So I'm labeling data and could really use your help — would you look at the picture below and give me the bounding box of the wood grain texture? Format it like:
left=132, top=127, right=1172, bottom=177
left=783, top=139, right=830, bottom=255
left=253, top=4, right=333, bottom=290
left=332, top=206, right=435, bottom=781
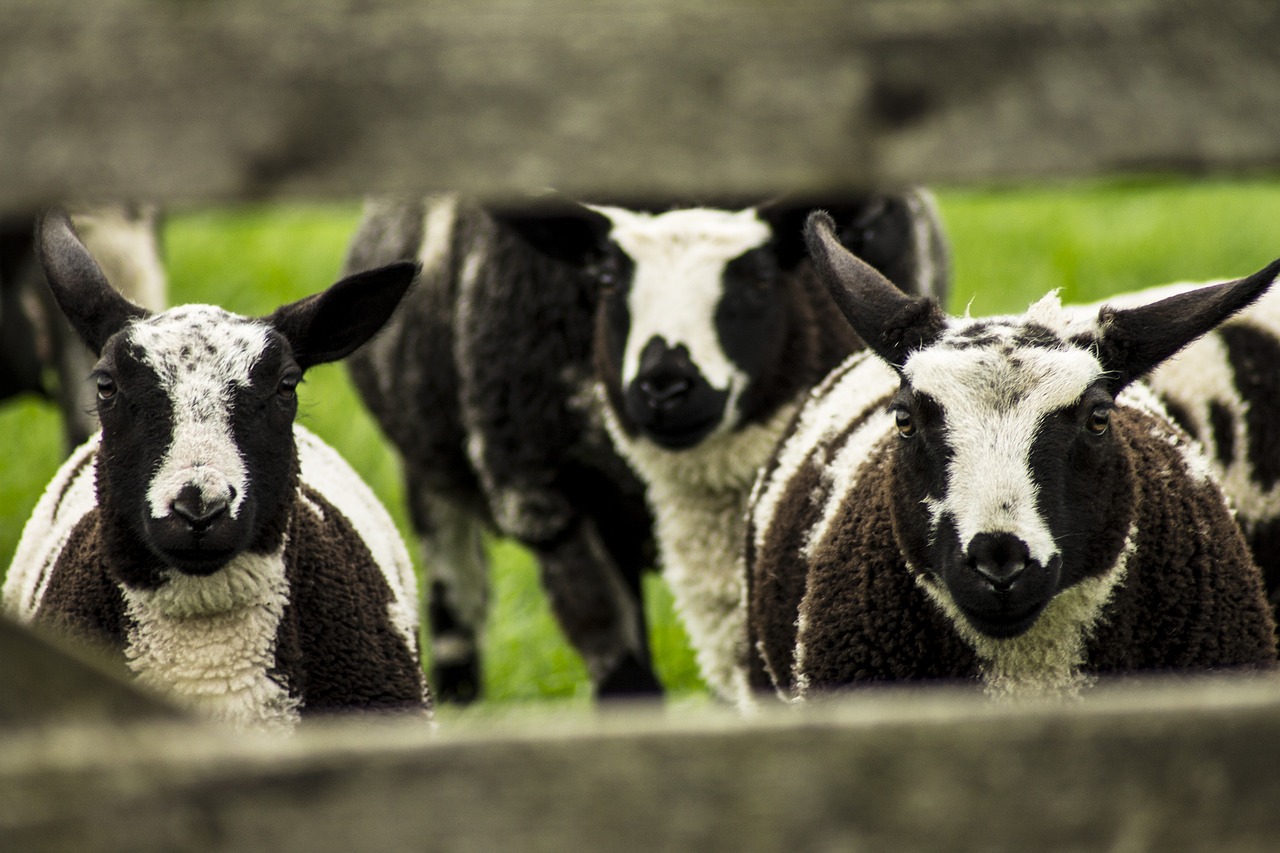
left=2, top=0, right=1278, bottom=212
left=3, top=677, right=1280, bottom=851
left=0, top=615, right=181, bottom=727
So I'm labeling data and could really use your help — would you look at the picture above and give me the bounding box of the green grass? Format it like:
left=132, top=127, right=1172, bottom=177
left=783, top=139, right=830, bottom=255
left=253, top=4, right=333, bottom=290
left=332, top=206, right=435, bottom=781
left=3, top=177, right=1280, bottom=708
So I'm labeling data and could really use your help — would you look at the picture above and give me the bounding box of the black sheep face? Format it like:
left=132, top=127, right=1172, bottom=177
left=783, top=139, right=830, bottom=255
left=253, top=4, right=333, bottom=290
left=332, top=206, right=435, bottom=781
left=35, top=207, right=417, bottom=588
left=92, top=308, right=302, bottom=578
left=886, top=309, right=1136, bottom=638
left=591, top=205, right=785, bottom=450
left=496, top=194, right=928, bottom=452
left=804, top=209, right=1280, bottom=640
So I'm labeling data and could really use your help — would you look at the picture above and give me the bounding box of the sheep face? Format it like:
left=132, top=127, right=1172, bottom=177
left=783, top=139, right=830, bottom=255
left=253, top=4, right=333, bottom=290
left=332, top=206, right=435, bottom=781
left=36, top=207, right=417, bottom=587
left=589, top=205, right=781, bottom=450
left=888, top=313, right=1128, bottom=637
left=495, top=195, right=933, bottom=451
left=805, top=210, right=1280, bottom=640
left=92, top=308, right=300, bottom=577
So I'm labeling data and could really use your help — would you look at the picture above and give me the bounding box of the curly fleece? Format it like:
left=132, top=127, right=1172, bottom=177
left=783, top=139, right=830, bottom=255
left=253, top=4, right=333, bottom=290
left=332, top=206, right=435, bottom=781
left=4, top=427, right=429, bottom=730
left=751, top=388, right=1278, bottom=698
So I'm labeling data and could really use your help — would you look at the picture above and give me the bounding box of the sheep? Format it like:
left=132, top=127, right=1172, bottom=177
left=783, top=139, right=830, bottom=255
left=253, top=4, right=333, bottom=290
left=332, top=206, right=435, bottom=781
left=1074, top=280, right=1280, bottom=617
left=746, top=212, right=1279, bottom=700
left=344, top=191, right=948, bottom=703
left=0, top=203, right=167, bottom=449
left=508, top=191, right=950, bottom=703
left=343, top=194, right=660, bottom=702
left=2, top=208, right=429, bottom=731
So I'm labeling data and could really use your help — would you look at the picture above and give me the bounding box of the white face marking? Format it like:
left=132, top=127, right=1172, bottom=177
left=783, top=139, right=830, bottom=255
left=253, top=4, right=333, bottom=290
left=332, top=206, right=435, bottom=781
left=903, top=300, right=1105, bottom=568
left=130, top=306, right=271, bottom=520
left=593, top=206, right=772, bottom=400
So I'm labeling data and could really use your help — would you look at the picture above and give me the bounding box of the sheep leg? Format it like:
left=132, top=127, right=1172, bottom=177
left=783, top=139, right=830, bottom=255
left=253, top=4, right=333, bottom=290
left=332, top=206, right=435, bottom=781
left=414, top=491, right=489, bottom=704
left=533, top=517, right=662, bottom=697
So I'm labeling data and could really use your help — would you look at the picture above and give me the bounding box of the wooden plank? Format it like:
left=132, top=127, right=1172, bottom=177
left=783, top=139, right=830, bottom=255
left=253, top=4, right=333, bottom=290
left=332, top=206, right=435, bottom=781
left=0, top=616, right=182, bottom=727
left=2, top=0, right=1278, bottom=213
left=2, top=675, right=1280, bottom=851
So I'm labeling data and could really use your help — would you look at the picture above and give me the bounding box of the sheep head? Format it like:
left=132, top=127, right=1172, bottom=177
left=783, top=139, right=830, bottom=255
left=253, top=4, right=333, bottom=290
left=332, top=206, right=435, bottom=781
left=806, top=210, right=1280, bottom=638
left=37, top=207, right=417, bottom=585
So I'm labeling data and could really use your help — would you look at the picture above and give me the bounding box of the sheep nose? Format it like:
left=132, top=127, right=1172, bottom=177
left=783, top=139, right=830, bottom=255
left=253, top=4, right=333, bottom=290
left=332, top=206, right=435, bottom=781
left=638, top=373, right=693, bottom=409
left=171, top=484, right=232, bottom=531
left=966, top=532, right=1030, bottom=593
left=634, top=337, right=697, bottom=411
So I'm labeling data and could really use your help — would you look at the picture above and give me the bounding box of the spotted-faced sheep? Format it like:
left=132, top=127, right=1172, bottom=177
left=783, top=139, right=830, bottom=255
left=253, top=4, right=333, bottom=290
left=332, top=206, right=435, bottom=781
left=514, top=192, right=950, bottom=702
left=2, top=209, right=429, bottom=730
left=746, top=213, right=1279, bottom=700
left=1, top=203, right=166, bottom=448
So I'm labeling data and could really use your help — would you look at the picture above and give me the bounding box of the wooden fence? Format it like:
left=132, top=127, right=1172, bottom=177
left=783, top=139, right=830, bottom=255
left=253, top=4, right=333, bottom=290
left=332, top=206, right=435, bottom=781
left=4, top=2, right=1280, bottom=849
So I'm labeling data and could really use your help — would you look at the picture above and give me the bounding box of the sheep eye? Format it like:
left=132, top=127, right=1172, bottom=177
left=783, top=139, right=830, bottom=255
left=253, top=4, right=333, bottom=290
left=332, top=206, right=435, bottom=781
left=96, top=374, right=117, bottom=401
left=278, top=372, right=301, bottom=401
left=894, top=408, right=916, bottom=438
left=1086, top=405, right=1111, bottom=436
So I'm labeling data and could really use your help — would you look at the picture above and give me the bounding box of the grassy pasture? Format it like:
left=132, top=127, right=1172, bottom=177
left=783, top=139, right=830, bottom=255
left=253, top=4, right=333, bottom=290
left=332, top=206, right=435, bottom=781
left=2, top=177, right=1278, bottom=709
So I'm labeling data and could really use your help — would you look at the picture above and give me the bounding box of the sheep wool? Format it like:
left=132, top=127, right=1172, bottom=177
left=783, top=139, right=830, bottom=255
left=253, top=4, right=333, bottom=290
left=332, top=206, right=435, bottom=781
left=4, top=426, right=427, bottom=730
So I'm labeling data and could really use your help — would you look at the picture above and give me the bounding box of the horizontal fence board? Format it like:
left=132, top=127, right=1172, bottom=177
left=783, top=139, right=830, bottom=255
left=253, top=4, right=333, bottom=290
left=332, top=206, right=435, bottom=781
left=1, top=0, right=1279, bottom=213
left=3, top=676, right=1280, bottom=852
left=0, top=616, right=182, bottom=727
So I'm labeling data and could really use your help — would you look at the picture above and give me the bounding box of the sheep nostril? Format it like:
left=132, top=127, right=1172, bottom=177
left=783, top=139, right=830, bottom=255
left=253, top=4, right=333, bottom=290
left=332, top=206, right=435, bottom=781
left=966, top=533, right=1030, bottom=593
left=638, top=375, right=693, bottom=409
left=171, top=486, right=229, bottom=531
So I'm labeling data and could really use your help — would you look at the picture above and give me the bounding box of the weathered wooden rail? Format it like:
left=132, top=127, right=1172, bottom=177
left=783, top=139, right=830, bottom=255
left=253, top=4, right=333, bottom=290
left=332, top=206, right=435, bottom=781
left=5, top=622, right=1280, bottom=853
left=4, top=2, right=1280, bottom=849
left=3, top=0, right=1280, bottom=212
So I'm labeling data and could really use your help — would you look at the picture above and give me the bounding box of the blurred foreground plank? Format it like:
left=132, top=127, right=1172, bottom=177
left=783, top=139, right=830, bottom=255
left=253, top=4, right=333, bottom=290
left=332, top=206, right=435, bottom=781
left=2, top=0, right=1278, bottom=212
left=3, top=675, right=1280, bottom=851
left=0, top=616, right=181, bottom=727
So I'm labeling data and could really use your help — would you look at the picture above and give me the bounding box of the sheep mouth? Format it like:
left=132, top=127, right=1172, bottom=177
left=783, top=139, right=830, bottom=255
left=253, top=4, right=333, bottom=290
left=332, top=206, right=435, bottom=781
left=639, top=416, right=723, bottom=450
left=154, top=546, right=240, bottom=576
left=956, top=597, right=1051, bottom=639
left=624, top=380, right=729, bottom=451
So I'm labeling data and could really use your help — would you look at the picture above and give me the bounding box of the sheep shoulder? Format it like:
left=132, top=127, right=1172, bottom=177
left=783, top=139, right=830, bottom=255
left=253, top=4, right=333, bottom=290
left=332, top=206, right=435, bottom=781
left=1083, top=401, right=1277, bottom=671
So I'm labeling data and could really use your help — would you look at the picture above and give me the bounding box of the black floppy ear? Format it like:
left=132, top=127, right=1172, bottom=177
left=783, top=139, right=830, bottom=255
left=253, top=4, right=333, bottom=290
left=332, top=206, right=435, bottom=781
left=36, top=207, right=150, bottom=355
left=270, top=261, right=418, bottom=371
left=804, top=211, right=947, bottom=368
left=1096, top=257, right=1280, bottom=392
left=488, top=195, right=613, bottom=267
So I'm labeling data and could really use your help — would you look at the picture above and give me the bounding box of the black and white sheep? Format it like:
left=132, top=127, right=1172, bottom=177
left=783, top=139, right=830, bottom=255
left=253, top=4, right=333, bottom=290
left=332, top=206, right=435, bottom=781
left=343, top=191, right=947, bottom=703
left=746, top=213, right=1279, bottom=699
left=2, top=209, right=429, bottom=730
left=0, top=203, right=166, bottom=448
left=1077, top=280, right=1280, bottom=616
left=512, top=192, right=950, bottom=702
left=344, top=195, right=660, bottom=702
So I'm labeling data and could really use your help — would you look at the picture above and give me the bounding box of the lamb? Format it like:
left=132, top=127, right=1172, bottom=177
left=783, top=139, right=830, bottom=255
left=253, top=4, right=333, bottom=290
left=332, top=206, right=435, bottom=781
left=511, top=191, right=950, bottom=702
left=344, top=195, right=660, bottom=702
left=746, top=212, right=1279, bottom=700
left=1075, top=280, right=1280, bottom=616
left=3, top=208, right=429, bottom=730
left=344, top=191, right=948, bottom=703
left=1, top=203, right=166, bottom=448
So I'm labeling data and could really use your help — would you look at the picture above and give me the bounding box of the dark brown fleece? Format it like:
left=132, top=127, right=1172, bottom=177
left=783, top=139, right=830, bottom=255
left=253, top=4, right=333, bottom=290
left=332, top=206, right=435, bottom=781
left=273, top=484, right=428, bottom=715
left=760, top=404, right=1276, bottom=694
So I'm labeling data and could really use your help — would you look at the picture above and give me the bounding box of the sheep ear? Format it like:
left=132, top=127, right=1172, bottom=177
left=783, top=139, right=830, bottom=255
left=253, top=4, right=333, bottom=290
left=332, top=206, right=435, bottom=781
left=804, top=210, right=946, bottom=368
left=36, top=207, right=150, bottom=355
left=270, top=261, right=418, bottom=370
left=1096, top=258, right=1280, bottom=391
left=489, top=195, right=612, bottom=267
